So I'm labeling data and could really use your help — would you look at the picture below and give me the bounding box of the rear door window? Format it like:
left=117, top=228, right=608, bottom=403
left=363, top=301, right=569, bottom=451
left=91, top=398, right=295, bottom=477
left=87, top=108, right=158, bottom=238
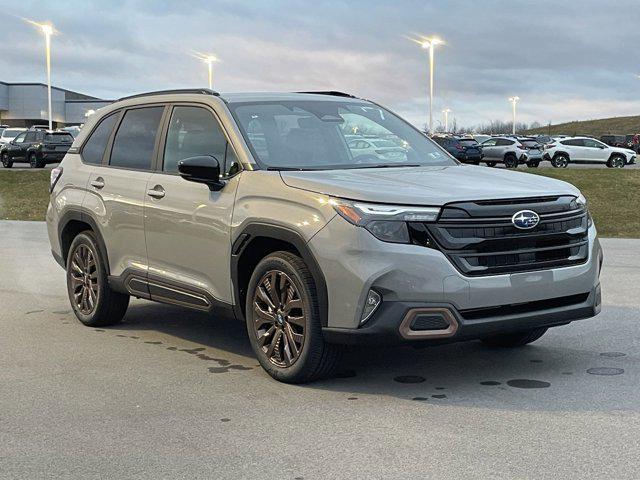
left=45, top=133, right=73, bottom=143
left=110, top=106, right=164, bottom=170
left=82, top=113, right=118, bottom=165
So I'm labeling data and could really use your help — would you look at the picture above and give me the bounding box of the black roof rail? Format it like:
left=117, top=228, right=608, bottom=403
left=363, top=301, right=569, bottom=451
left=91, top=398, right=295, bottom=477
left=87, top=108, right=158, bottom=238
left=118, top=88, right=220, bottom=102
left=296, top=91, right=357, bottom=99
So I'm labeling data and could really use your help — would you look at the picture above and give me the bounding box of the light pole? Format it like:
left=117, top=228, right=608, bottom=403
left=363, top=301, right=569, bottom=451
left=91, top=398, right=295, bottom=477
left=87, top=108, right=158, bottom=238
left=420, top=37, right=444, bottom=133
left=27, top=21, right=55, bottom=130
left=203, top=55, right=218, bottom=90
left=509, top=96, right=520, bottom=135
left=442, top=108, right=451, bottom=132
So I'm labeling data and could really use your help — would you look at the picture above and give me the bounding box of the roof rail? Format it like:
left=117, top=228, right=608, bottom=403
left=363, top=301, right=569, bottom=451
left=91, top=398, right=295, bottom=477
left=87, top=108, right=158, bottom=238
left=118, top=88, right=220, bottom=102
left=296, top=91, right=357, bottom=99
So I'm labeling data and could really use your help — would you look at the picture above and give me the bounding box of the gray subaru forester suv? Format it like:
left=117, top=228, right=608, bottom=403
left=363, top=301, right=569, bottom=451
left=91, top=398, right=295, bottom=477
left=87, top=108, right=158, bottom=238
left=46, top=89, right=602, bottom=383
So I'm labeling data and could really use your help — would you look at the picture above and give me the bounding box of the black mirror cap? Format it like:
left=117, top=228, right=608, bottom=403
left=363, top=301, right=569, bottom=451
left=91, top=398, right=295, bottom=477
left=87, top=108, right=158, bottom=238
left=178, top=155, right=225, bottom=191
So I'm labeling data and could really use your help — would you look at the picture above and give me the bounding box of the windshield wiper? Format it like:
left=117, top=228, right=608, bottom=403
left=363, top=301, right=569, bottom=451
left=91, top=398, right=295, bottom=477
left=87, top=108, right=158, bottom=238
left=266, top=166, right=307, bottom=171
left=347, top=164, right=421, bottom=169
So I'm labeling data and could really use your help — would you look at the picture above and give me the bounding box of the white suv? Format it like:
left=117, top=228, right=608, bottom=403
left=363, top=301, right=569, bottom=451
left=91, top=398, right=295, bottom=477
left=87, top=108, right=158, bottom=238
left=544, top=137, right=635, bottom=168
left=480, top=137, right=529, bottom=168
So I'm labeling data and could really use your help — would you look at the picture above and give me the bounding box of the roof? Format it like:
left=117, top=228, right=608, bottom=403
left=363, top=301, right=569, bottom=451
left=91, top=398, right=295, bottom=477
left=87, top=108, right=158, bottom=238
left=221, top=91, right=363, bottom=103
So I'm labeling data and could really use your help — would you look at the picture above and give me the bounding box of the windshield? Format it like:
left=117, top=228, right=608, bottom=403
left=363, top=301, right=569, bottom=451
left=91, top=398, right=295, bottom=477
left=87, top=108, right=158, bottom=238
left=229, top=100, right=455, bottom=170
left=2, top=129, right=23, bottom=139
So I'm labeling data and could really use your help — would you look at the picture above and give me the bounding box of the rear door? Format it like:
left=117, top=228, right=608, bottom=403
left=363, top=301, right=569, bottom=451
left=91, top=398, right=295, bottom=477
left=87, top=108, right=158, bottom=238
left=84, top=105, right=166, bottom=280
left=565, top=139, right=587, bottom=161
left=143, top=104, right=242, bottom=305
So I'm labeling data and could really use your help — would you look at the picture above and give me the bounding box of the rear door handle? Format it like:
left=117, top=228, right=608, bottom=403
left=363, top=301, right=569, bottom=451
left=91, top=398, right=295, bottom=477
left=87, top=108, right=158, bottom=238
left=147, top=185, right=165, bottom=199
left=90, top=178, right=105, bottom=189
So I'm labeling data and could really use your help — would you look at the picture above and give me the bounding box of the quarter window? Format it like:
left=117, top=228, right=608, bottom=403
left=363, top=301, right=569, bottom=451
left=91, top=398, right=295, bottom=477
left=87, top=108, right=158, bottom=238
left=110, top=106, right=164, bottom=170
left=163, top=106, right=239, bottom=176
left=82, top=113, right=118, bottom=165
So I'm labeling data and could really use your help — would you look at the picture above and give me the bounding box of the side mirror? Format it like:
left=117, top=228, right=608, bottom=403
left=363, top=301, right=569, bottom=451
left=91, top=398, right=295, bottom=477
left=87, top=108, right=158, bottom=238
left=178, top=155, right=225, bottom=191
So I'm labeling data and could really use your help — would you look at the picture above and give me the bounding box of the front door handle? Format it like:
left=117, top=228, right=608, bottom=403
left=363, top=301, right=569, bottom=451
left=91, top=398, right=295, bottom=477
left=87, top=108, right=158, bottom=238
left=147, top=185, right=165, bottom=199
left=90, top=177, right=105, bottom=189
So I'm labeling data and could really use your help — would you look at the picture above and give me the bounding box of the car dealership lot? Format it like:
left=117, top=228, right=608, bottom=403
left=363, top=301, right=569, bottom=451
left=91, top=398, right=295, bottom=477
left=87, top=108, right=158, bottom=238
left=1, top=221, right=639, bottom=479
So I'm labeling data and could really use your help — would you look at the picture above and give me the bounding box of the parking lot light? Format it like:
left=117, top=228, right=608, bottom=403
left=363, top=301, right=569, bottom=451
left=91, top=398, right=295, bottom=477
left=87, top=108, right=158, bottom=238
left=26, top=20, right=55, bottom=130
left=442, top=108, right=451, bottom=132
left=509, top=96, right=520, bottom=135
left=416, top=36, right=444, bottom=133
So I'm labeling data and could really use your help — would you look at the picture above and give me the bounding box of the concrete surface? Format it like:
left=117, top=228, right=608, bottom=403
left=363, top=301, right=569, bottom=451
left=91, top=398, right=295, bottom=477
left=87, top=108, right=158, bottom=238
left=1, top=221, right=639, bottom=479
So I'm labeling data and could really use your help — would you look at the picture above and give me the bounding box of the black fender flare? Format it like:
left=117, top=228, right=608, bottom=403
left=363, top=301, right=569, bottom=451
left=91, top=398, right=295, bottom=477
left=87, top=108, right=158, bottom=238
left=58, top=210, right=110, bottom=275
left=230, top=222, right=329, bottom=326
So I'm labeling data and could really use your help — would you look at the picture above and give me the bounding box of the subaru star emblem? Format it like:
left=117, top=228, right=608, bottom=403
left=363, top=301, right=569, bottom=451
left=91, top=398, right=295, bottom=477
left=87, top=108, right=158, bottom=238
left=512, top=210, right=540, bottom=229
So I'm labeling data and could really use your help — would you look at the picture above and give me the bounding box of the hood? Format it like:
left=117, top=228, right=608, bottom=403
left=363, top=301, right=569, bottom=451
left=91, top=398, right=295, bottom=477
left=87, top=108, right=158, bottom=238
left=280, top=165, right=580, bottom=206
left=610, top=146, right=636, bottom=155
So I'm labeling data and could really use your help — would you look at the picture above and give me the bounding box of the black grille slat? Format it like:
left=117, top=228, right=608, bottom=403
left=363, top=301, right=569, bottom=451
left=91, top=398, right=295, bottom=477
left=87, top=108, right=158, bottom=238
left=413, top=196, right=590, bottom=276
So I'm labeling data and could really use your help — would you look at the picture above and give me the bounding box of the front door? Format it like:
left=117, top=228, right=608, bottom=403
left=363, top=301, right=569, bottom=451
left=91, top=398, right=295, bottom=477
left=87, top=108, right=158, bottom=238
left=481, top=138, right=498, bottom=160
left=144, top=104, right=242, bottom=306
left=6, top=131, right=28, bottom=161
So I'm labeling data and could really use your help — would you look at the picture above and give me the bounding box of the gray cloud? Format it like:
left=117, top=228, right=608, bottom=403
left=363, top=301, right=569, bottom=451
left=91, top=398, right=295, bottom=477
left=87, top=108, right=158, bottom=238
left=1, top=0, right=638, bottom=128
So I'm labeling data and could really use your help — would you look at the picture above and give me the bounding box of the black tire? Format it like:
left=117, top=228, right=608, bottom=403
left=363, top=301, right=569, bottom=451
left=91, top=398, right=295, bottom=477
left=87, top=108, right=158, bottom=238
left=551, top=154, right=569, bottom=168
left=66, top=231, right=129, bottom=327
left=481, top=327, right=548, bottom=348
left=485, top=161, right=497, bottom=167
left=526, top=161, right=539, bottom=168
left=1, top=152, right=12, bottom=168
left=245, top=251, right=340, bottom=383
left=504, top=154, right=518, bottom=169
left=29, top=153, right=45, bottom=168
left=606, top=155, right=625, bottom=168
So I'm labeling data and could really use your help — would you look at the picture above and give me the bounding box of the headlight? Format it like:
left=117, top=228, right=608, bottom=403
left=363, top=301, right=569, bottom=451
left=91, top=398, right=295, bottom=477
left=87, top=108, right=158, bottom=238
left=575, top=193, right=592, bottom=227
left=331, top=198, right=440, bottom=243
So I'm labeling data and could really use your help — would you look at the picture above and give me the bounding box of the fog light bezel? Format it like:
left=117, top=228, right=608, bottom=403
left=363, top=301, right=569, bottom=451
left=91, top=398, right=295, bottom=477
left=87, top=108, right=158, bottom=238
left=359, top=289, right=382, bottom=325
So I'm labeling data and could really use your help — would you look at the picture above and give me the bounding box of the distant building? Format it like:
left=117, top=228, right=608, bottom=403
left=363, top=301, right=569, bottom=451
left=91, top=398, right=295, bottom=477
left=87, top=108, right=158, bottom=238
left=0, top=81, right=112, bottom=128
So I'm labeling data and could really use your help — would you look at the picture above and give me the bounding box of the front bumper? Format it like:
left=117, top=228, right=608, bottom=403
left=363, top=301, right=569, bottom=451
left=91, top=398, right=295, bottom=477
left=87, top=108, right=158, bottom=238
left=309, top=215, right=602, bottom=338
left=323, top=284, right=601, bottom=345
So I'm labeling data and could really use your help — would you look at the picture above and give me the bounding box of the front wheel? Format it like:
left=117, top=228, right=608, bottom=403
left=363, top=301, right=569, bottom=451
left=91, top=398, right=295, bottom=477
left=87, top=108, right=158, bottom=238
left=67, top=231, right=129, bottom=327
left=481, top=328, right=548, bottom=347
left=551, top=154, right=569, bottom=168
left=607, top=155, right=625, bottom=168
left=1, top=152, right=12, bottom=168
left=246, top=251, right=340, bottom=383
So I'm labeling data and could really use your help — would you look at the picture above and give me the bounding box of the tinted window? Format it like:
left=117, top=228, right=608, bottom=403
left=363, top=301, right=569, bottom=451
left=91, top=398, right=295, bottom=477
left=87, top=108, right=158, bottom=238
left=496, top=139, right=513, bottom=146
left=110, top=107, right=164, bottom=170
left=24, top=132, right=37, bottom=142
left=165, top=106, right=225, bottom=173
left=14, top=132, right=26, bottom=143
left=45, top=133, right=73, bottom=143
left=482, top=139, right=497, bottom=146
left=83, top=113, right=118, bottom=165
left=583, top=139, right=602, bottom=148
left=561, top=139, right=583, bottom=146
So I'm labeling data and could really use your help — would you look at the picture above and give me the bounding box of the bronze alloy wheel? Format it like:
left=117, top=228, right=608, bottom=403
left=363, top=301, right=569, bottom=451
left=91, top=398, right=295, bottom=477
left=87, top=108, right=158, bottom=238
left=68, top=244, right=100, bottom=315
left=252, top=269, right=306, bottom=368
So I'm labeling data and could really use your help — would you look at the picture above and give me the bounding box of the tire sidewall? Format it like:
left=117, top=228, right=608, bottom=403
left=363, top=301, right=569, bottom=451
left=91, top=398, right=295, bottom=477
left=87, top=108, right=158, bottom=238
left=553, top=154, right=568, bottom=168
left=29, top=153, right=37, bottom=168
left=245, top=253, right=322, bottom=383
left=66, top=232, right=108, bottom=326
left=504, top=155, right=517, bottom=168
left=1, top=152, right=12, bottom=168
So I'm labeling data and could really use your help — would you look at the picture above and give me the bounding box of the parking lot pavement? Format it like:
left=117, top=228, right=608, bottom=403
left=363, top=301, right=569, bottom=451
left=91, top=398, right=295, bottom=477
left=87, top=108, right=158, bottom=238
left=1, top=221, right=639, bottom=480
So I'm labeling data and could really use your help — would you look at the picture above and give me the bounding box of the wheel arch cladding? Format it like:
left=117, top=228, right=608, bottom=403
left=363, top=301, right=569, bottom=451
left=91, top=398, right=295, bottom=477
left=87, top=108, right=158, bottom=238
left=58, top=211, right=111, bottom=275
left=231, top=223, right=329, bottom=326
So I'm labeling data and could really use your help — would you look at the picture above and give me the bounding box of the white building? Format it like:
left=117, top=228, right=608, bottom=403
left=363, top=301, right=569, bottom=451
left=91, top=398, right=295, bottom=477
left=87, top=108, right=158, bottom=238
left=0, top=81, right=112, bottom=127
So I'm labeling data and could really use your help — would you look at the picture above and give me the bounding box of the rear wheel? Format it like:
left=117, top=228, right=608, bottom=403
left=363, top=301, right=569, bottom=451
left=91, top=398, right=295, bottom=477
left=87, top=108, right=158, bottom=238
left=246, top=251, right=340, bottom=383
left=1, top=152, right=12, bottom=168
left=504, top=154, right=518, bottom=169
left=66, top=231, right=129, bottom=327
left=551, top=154, right=569, bottom=168
left=481, top=327, right=548, bottom=347
left=607, top=155, right=625, bottom=168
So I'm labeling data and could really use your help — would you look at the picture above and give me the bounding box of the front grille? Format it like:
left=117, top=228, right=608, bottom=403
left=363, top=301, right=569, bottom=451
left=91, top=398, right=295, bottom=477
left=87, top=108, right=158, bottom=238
left=411, top=195, right=590, bottom=276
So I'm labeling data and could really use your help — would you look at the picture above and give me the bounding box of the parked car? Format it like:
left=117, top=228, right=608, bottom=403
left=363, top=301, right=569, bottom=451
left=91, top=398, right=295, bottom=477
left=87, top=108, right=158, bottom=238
left=0, top=130, right=74, bottom=168
left=457, top=137, right=484, bottom=162
left=544, top=137, right=635, bottom=168
left=600, top=135, right=627, bottom=148
left=480, top=136, right=528, bottom=168
left=60, top=125, right=82, bottom=138
left=347, top=138, right=407, bottom=162
left=29, top=124, right=51, bottom=131
left=0, top=127, right=27, bottom=145
left=518, top=138, right=544, bottom=167
left=0, top=124, right=9, bottom=138
left=431, top=135, right=481, bottom=164
left=46, top=89, right=602, bottom=384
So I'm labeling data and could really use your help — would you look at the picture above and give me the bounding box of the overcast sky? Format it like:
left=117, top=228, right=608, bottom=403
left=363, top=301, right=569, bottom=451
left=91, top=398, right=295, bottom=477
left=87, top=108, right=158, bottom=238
left=1, top=0, right=638, bottom=129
